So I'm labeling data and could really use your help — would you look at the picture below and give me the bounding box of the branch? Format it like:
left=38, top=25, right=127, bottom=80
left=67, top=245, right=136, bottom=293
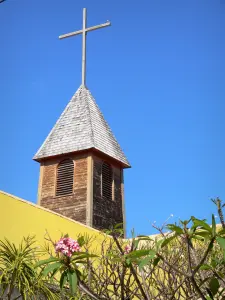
left=112, top=234, right=148, bottom=300
left=212, top=198, right=225, bottom=229
left=193, top=238, right=214, bottom=275
left=79, top=280, right=109, bottom=300
left=156, top=253, right=189, bottom=278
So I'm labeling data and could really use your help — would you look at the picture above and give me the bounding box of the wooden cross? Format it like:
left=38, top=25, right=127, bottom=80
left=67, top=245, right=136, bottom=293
left=59, top=8, right=111, bottom=87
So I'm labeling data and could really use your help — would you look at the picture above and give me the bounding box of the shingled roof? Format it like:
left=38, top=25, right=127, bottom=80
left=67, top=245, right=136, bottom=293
left=33, top=85, right=130, bottom=167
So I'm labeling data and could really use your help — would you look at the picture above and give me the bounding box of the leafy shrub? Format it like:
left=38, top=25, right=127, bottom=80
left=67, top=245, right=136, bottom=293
left=1, top=198, right=225, bottom=299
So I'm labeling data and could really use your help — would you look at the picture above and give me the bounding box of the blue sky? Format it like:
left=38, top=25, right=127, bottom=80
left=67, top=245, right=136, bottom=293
left=1, top=0, right=225, bottom=236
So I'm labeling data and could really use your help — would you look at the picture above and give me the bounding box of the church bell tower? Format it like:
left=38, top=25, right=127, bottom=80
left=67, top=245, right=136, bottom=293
left=33, top=8, right=130, bottom=233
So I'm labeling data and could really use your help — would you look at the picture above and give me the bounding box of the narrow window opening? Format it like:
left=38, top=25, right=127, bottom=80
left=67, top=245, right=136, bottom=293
left=102, top=162, right=112, bottom=201
left=56, top=159, right=74, bottom=196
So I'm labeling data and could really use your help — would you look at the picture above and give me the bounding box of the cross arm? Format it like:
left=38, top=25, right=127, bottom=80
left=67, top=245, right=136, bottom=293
left=59, top=21, right=111, bottom=39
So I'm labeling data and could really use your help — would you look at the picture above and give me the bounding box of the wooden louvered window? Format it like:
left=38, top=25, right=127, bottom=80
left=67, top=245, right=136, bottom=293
left=102, top=162, right=112, bottom=201
left=56, top=159, right=74, bottom=196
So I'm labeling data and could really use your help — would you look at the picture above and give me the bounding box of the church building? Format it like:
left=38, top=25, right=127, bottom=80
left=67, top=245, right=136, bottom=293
left=33, top=9, right=130, bottom=233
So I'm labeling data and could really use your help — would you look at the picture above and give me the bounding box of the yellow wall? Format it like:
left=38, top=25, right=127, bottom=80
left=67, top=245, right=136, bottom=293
left=0, top=191, right=107, bottom=250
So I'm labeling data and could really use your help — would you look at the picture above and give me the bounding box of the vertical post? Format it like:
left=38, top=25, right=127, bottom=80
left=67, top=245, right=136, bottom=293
left=37, top=163, right=44, bottom=205
left=121, top=169, right=126, bottom=238
left=82, top=8, right=87, bottom=86
left=86, top=155, right=93, bottom=227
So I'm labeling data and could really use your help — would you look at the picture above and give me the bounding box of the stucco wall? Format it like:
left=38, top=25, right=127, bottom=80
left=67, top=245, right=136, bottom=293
left=0, top=191, right=107, bottom=250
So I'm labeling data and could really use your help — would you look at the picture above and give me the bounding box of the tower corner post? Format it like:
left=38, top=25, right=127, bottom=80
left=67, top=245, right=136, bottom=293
left=86, top=154, right=93, bottom=227
left=121, top=169, right=126, bottom=238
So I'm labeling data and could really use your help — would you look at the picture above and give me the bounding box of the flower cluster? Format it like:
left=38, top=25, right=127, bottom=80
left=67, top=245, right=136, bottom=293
left=55, top=237, right=80, bottom=257
left=124, top=244, right=132, bottom=254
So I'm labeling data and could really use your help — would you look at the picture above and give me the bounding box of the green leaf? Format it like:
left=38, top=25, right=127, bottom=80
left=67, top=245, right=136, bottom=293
left=72, top=253, right=98, bottom=261
left=105, top=252, right=115, bottom=258
left=191, top=218, right=212, bottom=233
left=125, top=258, right=131, bottom=266
left=77, top=236, right=85, bottom=247
left=167, top=224, right=183, bottom=234
left=35, top=257, right=59, bottom=268
left=218, top=228, right=225, bottom=236
left=211, top=259, right=217, bottom=269
left=114, top=223, right=123, bottom=229
left=194, top=231, right=211, bottom=239
left=199, top=264, right=211, bottom=270
left=216, top=237, right=225, bottom=250
left=127, top=249, right=155, bottom=259
left=192, top=235, right=204, bottom=241
left=72, top=251, right=92, bottom=256
left=42, top=262, right=62, bottom=277
left=72, top=260, right=87, bottom=265
left=217, top=271, right=224, bottom=278
left=111, top=257, right=122, bottom=263
left=161, top=235, right=176, bottom=248
left=153, top=257, right=161, bottom=267
left=156, top=239, right=164, bottom=250
left=212, top=214, right=216, bottom=237
left=138, top=254, right=155, bottom=269
left=137, top=236, right=153, bottom=242
left=181, top=219, right=191, bottom=226
left=68, top=270, right=77, bottom=295
left=60, top=270, right=68, bottom=289
left=209, top=277, right=219, bottom=296
left=104, top=230, right=112, bottom=235
left=72, top=254, right=88, bottom=261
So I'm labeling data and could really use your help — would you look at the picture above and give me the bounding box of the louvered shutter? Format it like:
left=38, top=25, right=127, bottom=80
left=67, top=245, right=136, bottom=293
left=56, top=159, right=74, bottom=196
left=102, top=162, right=112, bottom=200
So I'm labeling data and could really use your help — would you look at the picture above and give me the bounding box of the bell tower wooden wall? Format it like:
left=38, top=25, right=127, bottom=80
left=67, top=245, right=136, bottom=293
left=92, top=154, right=125, bottom=231
left=37, top=151, right=125, bottom=233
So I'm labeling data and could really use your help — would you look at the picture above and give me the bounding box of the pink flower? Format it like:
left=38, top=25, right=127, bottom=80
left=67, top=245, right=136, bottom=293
left=124, top=244, right=131, bottom=254
left=55, top=237, right=80, bottom=257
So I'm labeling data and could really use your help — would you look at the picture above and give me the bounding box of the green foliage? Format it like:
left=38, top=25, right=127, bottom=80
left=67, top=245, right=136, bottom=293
left=1, top=198, right=225, bottom=299
left=166, top=224, right=183, bottom=234
left=0, top=236, right=58, bottom=299
left=36, top=235, right=98, bottom=298
left=209, top=277, right=220, bottom=296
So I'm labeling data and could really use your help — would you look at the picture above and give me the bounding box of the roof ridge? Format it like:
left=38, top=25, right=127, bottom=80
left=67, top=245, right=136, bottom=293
left=84, top=86, right=95, bottom=147
left=87, top=90, right=130, bottom=166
